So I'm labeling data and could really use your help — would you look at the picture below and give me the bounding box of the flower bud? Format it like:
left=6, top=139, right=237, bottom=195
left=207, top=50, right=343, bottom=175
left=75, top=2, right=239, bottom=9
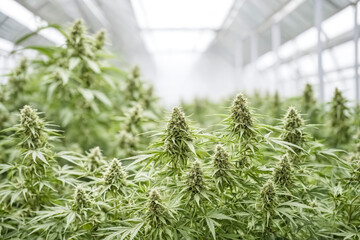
left=104, top=158, right=126, bottom=187
left=187, top=161, right=204, bottom=194
left=147, top=189, right=164, bottom=215
left=87, top=146, right=103, bottom=171
left=132, top=66, right=141, bottom=79
left=67, top=19, right=89, bottom=56
left=74, top=187, right=90, bottom=209
left=273, top=154, right=292, bottom=187
left=230, top=94, right=254, bottom=139
left=329, top=88, right=349, bottom=146
left=260, top=179, right=277, bottom=210
left=70, top=19, right=85, bottom=39
left=302, top=83, right=315, bottom=112
left=164, top=107, right=193, bottom=166
left=94, top=29, right=106, bottom=50
left=237, top=156, right=250, bottom=168
left=9, top=59, right=28, bottom=97
left=281, top=107, right=304, bottom=152
left=213, top=145, right=230, bottom=177
left=118, top=130, right=138, bottom=152
left=20, top=105, right=46, bottom=149
left=128, top=104, right=142, bottom=126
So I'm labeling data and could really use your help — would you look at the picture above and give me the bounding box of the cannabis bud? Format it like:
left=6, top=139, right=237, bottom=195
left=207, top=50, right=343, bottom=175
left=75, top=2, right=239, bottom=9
left=132, top=66, right=141, bottom=79
left=147, top=189, right=164, bottom=215
left=104, top=158, right=126, bottom=187
left=213, top=145, right=230, bottom=177
left=94, top=29, right=106, bottom=50
left=302, top=83, right=315, bottom=112
left=237, top=156, right=250, bottom=169
left=74, top=187, right=90, bottom=209
left=166, top=107, right=190, bottom=140
left=128, top=104, right=142, bottom=126
left=330, top=88, right=347, bottom=121
left=87, top=146, right=103, bottom=171
left=273, top=154, right=292, bottom=187
left=70, top=19, right=85, bottom=39
left=260, top=179, right=277, bottom=210
left=230, top=93, right=254, bottom=139
left=15, top=58, right=27, bottom=75
left=330, top=88, right=348, bottom=126
left=271, top=91, right=282, bottom=120
left=329, top=88, right=349, bottom=146
left=20, top=105, right=46, bottom=149
left=118, top=130, right=138, bottom=152
left=67, top=19, right=89, bottom=56
left=187, top=161, right=204, bottom=194
left=164, top=107, right=193, bottom=166
left=9, top=59, right=28, bottom=98
left=281, top=106, right=304, bottom=152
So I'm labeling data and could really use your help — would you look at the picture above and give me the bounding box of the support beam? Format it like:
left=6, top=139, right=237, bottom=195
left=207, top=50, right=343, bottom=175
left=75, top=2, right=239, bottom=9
left=271, top=23, right=281, bottom=91
left=250, top=33, right=258, bottom=91
left=315, top=0, right=324, bottom=103
left=251, top=33, right=258, bottom=65
left=355, top=2, right=359, bottom=102
left=234, top=37, right=243, bottom=89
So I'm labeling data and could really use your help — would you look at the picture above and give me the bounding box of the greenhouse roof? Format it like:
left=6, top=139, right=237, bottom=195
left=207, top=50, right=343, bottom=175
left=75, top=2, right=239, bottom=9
left=0, top=0, right=356, bottom=77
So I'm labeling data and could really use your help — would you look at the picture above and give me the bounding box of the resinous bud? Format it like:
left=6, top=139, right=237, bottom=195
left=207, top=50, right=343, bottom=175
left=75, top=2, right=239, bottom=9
left=213, top=145, right=230, bottom=177
left=187, top=160, right=204, bottom=194
left=74, top=187, right=90, bottom=209
left=273, top=154, right=292, bottom=187
left=20, top=105, right=45, bottom=149
left=230, top=93, right=254, bottom=138
left=147, top=189, right=164, bottom=215
left=281, top=106, right=304, bottom=149
left=260, top=179, right=277, bottom=210
left=104, top=158, right=126, bottom=186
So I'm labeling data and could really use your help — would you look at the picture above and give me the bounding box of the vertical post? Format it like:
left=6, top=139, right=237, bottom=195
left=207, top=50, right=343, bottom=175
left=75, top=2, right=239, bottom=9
left=251, top=33, right=258, bottom=65
left=271, top=23, right=281, bottom=94
left=315, top=0, right=324, bottom=103
left=251, top=33, right=258, bottom=92
left=234, top=38, right=243, bottom=89
left=293, top=40, right=302, bottom=95
left=355, top=2, right=359, bottom=103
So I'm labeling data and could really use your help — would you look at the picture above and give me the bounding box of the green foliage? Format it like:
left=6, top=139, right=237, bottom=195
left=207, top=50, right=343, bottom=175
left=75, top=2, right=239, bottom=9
left=1, top=19, right=160, bottom=157
left=162, top=107, right=195, bottom=168
left=329, top=88, right=350, bottom=147
left=1, top=22, right=360, bottom=240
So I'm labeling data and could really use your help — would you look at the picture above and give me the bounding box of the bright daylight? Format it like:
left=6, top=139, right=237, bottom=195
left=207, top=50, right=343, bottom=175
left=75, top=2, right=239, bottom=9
left=1, top=0, right=360, bottom=239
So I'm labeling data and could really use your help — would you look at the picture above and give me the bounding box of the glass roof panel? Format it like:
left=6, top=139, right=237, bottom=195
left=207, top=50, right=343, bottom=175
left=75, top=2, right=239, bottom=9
left=131, top=0, right=233, bottom=29
left=322, top=6, right=353, bottom=39
left=131, top=0, right=233, bottom=53
left=0, top=0, right=64, bottom=44
left=142, top=30, right=215, bottom=52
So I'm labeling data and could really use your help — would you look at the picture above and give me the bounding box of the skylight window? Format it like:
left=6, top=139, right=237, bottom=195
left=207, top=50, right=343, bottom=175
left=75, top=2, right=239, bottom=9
left=142, top=30, right=215, bottom=52
left=0, top=38, right=15, bottom=52
left=131, top=0, right=234, bottom=53
left=322, top=6, right=354, bottom=39
left=0, top=0, right=65, bottom=45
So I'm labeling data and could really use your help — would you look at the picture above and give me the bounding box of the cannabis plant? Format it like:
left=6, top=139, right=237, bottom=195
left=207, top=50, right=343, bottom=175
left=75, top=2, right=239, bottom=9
left=1, top=19, right=161, bottom=156
left=2, top=18, right=360, bottom=240
left=328, top=88, right=350, bottom=147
